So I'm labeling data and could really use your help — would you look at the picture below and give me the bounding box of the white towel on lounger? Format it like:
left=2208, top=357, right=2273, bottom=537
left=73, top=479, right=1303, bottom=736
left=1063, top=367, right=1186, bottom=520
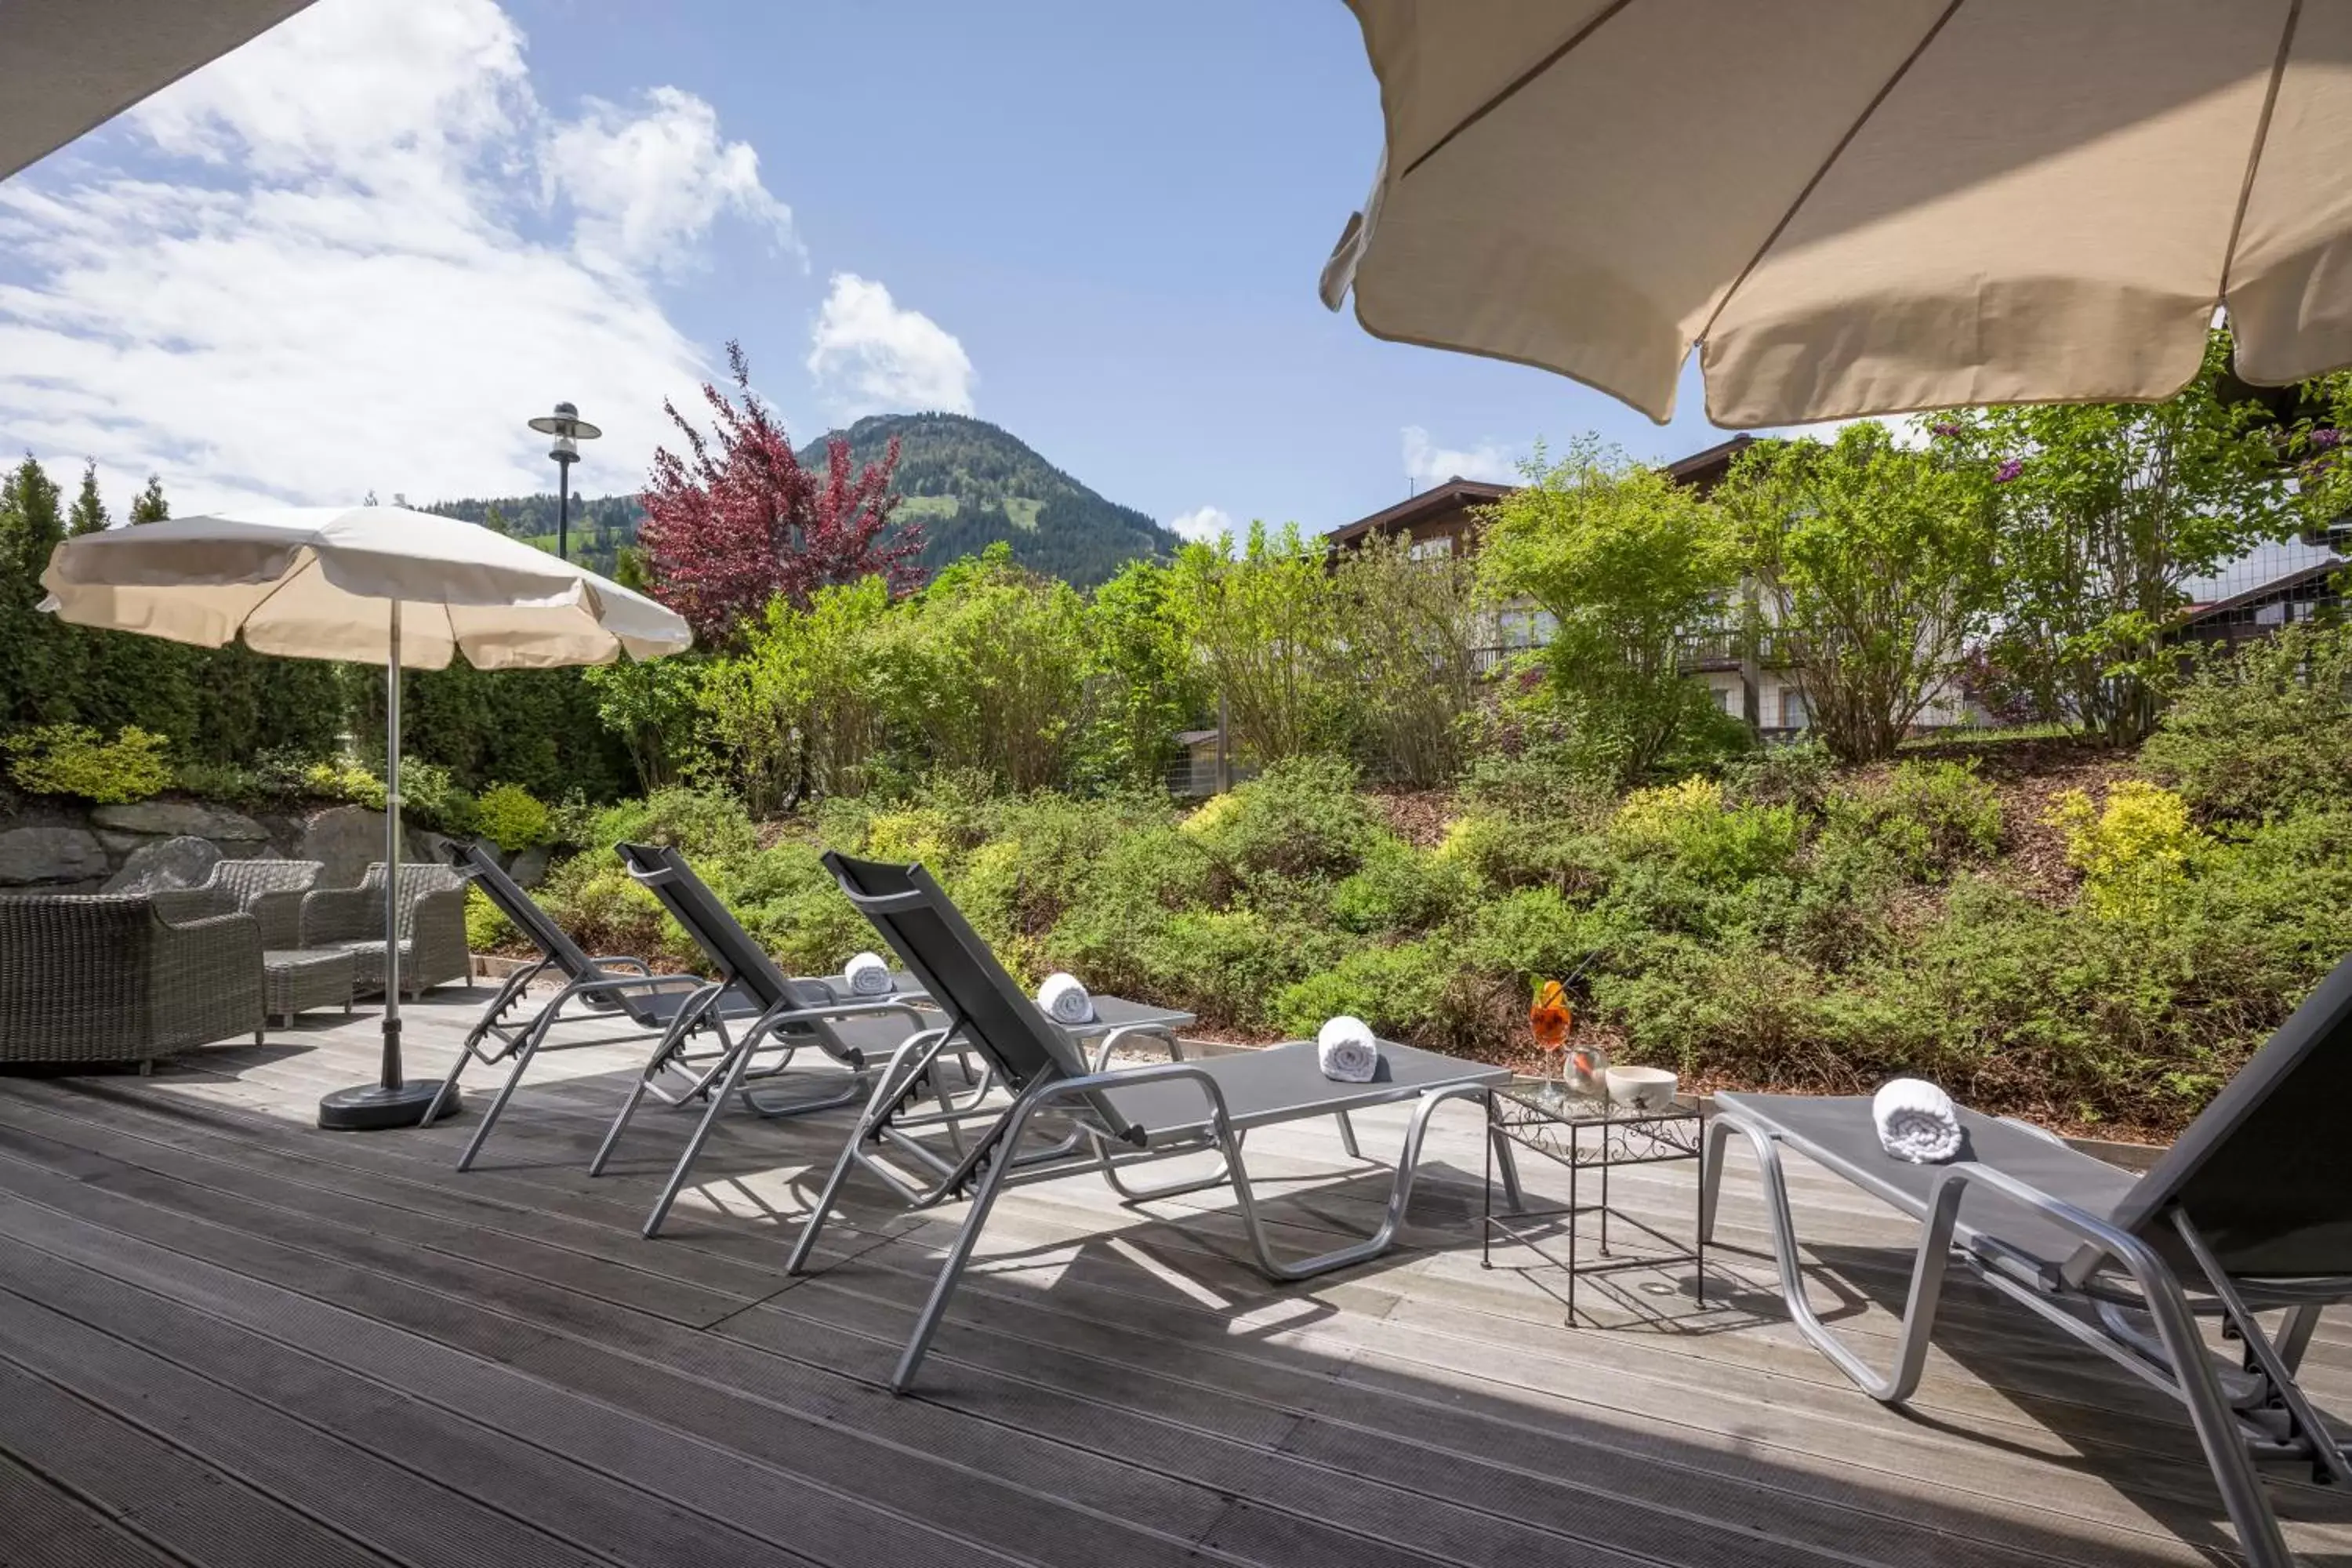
left=1317, top=1015, right=1380, bottom=1083
left=1037, top=971, right=1094, bottom=1025
left=1873, top=1077, right=1962, bottom=1164
left=843, top=951, right=893, bottom=996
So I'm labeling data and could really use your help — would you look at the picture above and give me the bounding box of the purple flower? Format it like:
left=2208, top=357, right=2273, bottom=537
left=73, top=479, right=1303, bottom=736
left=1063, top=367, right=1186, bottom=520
left=1993, top=459, right=2024, bottom=484
left=2311, top=426, right=2343, bottom=450
left=1929, top=420, right=1962, bottom=438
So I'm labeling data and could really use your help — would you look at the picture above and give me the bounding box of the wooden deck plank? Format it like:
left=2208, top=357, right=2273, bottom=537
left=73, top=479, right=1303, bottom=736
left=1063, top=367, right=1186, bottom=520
left=0, top=1446, right=187, bottom=1568
left=1, top=996, right=2347, bottom=1568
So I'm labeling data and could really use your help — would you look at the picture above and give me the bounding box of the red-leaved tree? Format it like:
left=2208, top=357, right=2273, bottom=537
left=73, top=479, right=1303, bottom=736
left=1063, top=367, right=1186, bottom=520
left=638, top=341, right=923, bottom=645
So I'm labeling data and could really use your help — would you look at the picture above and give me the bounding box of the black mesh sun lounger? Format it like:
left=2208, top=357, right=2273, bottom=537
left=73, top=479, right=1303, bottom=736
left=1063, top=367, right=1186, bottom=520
left=787, top=852, right=1518, bottom=1392
left=427, top=839, right=767, bottom=1169
left=1704, top=954, right=2352, bottom=1568
left=590, top=842, right=940, bottom=1238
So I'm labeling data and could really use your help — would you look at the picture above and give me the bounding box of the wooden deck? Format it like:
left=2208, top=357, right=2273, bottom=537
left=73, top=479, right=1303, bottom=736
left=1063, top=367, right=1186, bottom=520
left=1, top=989, right=2348, bottom=1568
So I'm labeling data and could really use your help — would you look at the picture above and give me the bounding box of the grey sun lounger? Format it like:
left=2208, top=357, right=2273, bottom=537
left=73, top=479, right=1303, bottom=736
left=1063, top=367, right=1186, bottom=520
left=592, top=842, right=940, bottom=1238
left=788, top=852, right=1519, bottom=1392
left=429, top=839, right=768, bottom=1169
left=1704, top=955, right=2352, bottom=1568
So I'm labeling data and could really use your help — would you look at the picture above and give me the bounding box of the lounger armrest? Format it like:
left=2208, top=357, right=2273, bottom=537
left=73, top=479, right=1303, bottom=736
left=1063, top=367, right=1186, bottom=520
left=1037, top=1059, right=1235, bottom=1147
left=738, top=996, right=934, bottom=1064
left=1090, top=1021, right=1184, bottom=1073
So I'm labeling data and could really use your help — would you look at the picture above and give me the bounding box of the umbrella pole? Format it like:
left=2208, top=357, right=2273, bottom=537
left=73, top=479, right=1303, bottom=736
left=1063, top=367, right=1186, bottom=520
left=318, top=600, right=463, bottom=1131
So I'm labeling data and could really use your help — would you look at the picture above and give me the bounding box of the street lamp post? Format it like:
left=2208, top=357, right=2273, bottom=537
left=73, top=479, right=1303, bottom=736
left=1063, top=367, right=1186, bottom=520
left=527, top=401, right=602, bottom=562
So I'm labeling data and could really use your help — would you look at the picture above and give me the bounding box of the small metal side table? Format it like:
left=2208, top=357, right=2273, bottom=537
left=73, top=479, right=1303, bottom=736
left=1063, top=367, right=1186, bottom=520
left=1483, top=1078, right=1706, bottom=1321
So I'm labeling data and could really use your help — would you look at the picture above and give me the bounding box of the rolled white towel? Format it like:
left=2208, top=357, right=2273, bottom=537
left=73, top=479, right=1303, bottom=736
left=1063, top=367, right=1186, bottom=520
left=1316, top=1014, right=1380, bottom=1083
left=843, top=951, right=893, bottom=997
left=1872, top=1077, right=1963, bottom=1164
left=1037, top=971, right=1095, bottom=1025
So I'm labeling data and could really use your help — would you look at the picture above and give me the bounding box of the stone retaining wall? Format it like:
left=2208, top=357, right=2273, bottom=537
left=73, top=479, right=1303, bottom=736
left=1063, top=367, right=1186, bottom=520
left=0, top=797, right=468, bottom=895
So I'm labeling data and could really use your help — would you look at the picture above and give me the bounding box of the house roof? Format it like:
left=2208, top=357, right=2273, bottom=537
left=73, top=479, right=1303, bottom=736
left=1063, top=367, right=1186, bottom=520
left=1323, top=433, right=1759, bottom=545
left=2179, top=558, right=2344, bottom=624
left=1323, top=477, right=1512, bottom=547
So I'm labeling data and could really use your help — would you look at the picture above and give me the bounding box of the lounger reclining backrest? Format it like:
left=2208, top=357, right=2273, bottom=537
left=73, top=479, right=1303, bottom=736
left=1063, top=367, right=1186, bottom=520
left=615, top=842, right=797, bottom=1011
left=446, top=839, right=596, bottom=980
left=826, top=851, right=1138, bottom=1142
left=2100, top=950, right=2352, bottom=1279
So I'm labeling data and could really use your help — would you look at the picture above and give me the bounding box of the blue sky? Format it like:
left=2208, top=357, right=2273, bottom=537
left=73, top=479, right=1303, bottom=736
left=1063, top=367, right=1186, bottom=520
left=0, top=0, right=1740, bottom=537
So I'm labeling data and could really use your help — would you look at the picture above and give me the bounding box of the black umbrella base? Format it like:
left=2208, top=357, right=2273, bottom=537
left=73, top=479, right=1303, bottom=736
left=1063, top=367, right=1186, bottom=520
left=318, top=1080, right=461, bottom=1131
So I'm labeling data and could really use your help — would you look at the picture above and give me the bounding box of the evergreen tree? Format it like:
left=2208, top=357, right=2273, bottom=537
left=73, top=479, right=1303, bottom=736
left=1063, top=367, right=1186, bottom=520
left=0, top=456, right=80, bottom=725
left=67, top=462, right=110, bottom=535
left=129, top=474, right=169, bottom=524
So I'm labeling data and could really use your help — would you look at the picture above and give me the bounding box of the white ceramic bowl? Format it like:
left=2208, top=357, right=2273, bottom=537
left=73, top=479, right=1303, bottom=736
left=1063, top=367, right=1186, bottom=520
left=1606, top=1065, right=1679, bottom=1112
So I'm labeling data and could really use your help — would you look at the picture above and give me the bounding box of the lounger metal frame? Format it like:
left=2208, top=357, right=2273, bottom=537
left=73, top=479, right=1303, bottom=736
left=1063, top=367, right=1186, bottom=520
left=426, top=840, right=753, bottom=1170
left=1703, top=1107, right=2351, bottom=1568
left=591, top=843, right=938, bottom=1240
left=789, top=852, right=1523, bottom=1392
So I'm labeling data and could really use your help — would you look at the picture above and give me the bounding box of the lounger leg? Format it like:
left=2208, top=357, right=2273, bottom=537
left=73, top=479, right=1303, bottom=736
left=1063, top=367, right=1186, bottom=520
left=1225, top=1081, right=1487, bottom=1282
left=449, top=1033, right=537, bottom=1171
left=2274, top=1303, right=2322, bottom=1377
left=2175, top=1214, right=2352, bottom=1492
left=590, top=1006, right=708, bottom=1176
left=644, top=1033, right=760, bottom=1238
left=1334, top=1110, right=1363, bottom=1160
left=789, top=1036, right=948, bottom=1277
left=1715, top=1112, right=1960, bottom=1403
left=893, top=1109, right=1025, bottom=1392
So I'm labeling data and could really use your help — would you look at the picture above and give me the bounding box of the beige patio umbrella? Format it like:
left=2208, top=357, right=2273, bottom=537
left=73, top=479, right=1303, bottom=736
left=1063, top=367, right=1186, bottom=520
left=1319, top=1, right=2352, bottom=426
left=42, top=506, right=692, bottom=1130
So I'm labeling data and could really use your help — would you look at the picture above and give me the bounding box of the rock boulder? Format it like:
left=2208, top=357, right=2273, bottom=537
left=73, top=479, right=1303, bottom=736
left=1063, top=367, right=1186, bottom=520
left=299, top=804, right=390, bottom=888
left=103, top=835, right=223, bottom=895
left=0, top=826, right=109, bottom=887
left=89, top=801, right=267, bottom=843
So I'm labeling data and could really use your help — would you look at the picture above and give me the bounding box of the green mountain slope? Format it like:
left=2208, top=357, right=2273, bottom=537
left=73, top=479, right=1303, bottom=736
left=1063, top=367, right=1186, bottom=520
left=798, top=412, right=1180, bottom=587
left=428, top=414, right=1176, bottom=590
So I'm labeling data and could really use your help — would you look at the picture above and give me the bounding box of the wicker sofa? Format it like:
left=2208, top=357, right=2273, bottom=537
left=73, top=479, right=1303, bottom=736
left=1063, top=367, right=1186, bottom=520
left=194, top=857, right=325, bottom=948
left=300, top=861, right=471, bottom=999
left=0, top=892, right=266, bottom=1068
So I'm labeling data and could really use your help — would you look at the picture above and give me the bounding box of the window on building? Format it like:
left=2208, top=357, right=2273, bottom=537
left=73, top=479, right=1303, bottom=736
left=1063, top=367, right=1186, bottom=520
left=1408, top=535, right=1454, bottom=561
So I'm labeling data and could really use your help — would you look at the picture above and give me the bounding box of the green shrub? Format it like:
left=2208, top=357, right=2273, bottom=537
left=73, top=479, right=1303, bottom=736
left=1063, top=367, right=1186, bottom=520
left=1272, top=938, right=1466, bottom=1044
left=473, top=783, right=552, bottom=851
left=1722, top=738, right=1835, bottom=811
left=1820, top=759, right=2001, bottom=881
left=2047, top=780, right=2209, bottom=924
left=1120, top=909, right=1342, bottom=1033
left=1330, top=837, right=1475, bottom=933
left=465, top=884, right=517, bottom=952
left=2141, top=621, right=2352, bottom=820
left=590, top=786, right=756, bottom=860
left=1181, top=756, right=1377, bottom=884
left=397, top=760, right=475, bottom=837
left=4, top=724, right=172, bottom=803
left=304, top=757, right=387, bottom=810
left=1607, top=776, right=1798, bottom=886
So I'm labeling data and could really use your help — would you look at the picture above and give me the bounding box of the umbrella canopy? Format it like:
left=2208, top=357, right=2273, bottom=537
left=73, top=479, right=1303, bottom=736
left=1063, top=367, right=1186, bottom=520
left=41, top=506, right=688, bottom=668
left=41, top=505, right=691, bottom=1131
left=1319, top=1, right=2352, bottom=427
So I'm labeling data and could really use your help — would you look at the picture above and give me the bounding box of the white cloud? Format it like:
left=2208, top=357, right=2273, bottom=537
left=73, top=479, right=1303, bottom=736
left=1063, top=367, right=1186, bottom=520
left=546, top=87, right=797, bottom=277
left=0, top=0, right=792, bottom=513
left=1401, top=425, right=1522, bottom=488
left=806, top=272, right=975, bottom=420
left=1167, top=505, right=1232, bottom=544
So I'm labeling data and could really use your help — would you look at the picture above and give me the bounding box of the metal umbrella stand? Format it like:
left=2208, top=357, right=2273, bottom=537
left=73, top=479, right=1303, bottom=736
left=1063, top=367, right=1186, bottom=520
left=317, top=599, right=451, bottom=1130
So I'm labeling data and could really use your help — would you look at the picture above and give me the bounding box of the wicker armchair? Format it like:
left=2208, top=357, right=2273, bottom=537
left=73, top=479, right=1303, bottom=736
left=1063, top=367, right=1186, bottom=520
left=194, top=858, right=324, bottom=948
left=0, top=894, right=265, bottom=1068
left=300, top=861, right=471, bottom=999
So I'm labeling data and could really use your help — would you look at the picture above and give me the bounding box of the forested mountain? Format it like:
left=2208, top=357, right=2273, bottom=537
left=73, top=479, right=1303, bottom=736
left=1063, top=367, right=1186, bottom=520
left=426, top=413, right=1178, bottom=590
left=422, top=493, right=643, bottom=579
left=798, top=412, right=1181, bottom=586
